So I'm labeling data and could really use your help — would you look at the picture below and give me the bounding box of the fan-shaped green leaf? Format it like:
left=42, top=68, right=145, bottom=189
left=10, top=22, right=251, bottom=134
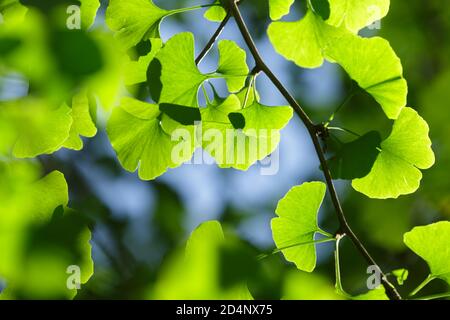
left=268, top=10, right=407, bottom=119
left=63, top=91, right=97, bottom=151
left=268, top=10, right=337, bottom=69
left=404, top=221, right=450, bottom=284
left=9, top=99, right=73, bottom=158
left=269, top=0, right=294, bottom=20
left=200, top=94, right=291, bottom=170
left=107, top=97, right=194, bottom=180
left=392, top=268, right=409, bottom=285
left=325, top=34, right=408, bottom=119
left=0, top=170, right=93, bottom=299
left=152, top=221, right=253, bottom=299
left=216, top=40, right=249, bottom=93
left=327, top=0, right=390, bottom=33
left=272, top=182, right=328, bottom=272
left=204, top=1, right=227, bottom=22
left=105, top=0, right=168, bottom=49
left=79, top=0, right=100, bottom=29
left=151, top=32, right=207, bottom=106
left=352, top=108, right=435, bottom=199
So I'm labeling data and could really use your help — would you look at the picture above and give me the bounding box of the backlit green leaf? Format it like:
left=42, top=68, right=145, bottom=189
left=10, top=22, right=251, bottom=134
left=63, top=91, right=97, bottom=151
left=105, top=0, right=168, bottom=49
left=79, top=0, right=100, bottom=29
left=8, top=99, right=73, bottom=158
left=392, top=268, right=409, bottom=285
left=216, top=40, right=249, bottom=93
left=269, top=0, right=294, bottom=20
left=107, top=97, right=195, bottom=180
left=152, top=32, right=207, bottom=106
left=204, top=1, right=227, bottom=22
left=272, top=182, right=328, bottom=272
left=152, top=221, right=253, bottom=299
left=0, top=170, right=93, bottom=299
left=352, top=107, right=435, bottom=199
left=327, top=0, right=390, bottom=33
left=404, top=221, right=450, bottom=284
left=268, top=10, right=407, bottom=119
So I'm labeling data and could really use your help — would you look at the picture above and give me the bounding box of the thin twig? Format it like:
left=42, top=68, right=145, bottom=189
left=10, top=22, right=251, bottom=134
left=227, top=0, right=402, bottom=300
left=195, top=12, right=232, bottom=65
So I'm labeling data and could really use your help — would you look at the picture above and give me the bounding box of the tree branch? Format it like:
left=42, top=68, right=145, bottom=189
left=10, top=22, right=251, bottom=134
left=195, top=12, right=232, bottom=65
left=227, top=0, right=402, bottom=300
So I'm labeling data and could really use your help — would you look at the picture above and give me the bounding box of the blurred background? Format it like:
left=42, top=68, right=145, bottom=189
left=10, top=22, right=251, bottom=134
left=0, top=0, right=449, bottom=299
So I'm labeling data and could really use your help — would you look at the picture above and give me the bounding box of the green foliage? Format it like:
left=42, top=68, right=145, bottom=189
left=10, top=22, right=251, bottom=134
left=352, top=107, right=435, bottom=199
left=216, top=40, right=249, bottom=93
left=269, top=0, right=295, bottom=20
left=204, top=1, right=227, bottom=22
left=107, top=97, right=194, bottom=180
left=404, top=221, right=450, bottom=285
left=0, top=167, right=92, bottom=299
left=105, top=0, right=168, bottom=49
left=268, top=8, right=407, bottom=119
left=0, top=0, right=448, bottom=301
left=272, top=182, right=331, bottom=272
left=327, top=0, right=390, bottom=33
left=152, top=221, right=253, bottom=299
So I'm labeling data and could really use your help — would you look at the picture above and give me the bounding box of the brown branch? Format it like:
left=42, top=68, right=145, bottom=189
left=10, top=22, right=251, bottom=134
left=227, top=0, right=402, bottom=300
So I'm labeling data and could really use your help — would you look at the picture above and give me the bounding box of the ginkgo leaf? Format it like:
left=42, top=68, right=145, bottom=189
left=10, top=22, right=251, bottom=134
left=269, top=0, right=294, bottom=20
left=268, top=10, right=406, bottom=119
left=392, top=268, right=409, bottom=285
left=271, top=182, right=328, bottom=272
left=328, top=131, right=381, bottom=180
left=150, top=32, right=207, bottom=106
left=216, top=40, right=249, bottom=93
left=79, top=0, right=100, bottom=29
left=107, top=97, right=195, bottom=181
left=105, top=0, right=168, bottom=49
left=63, top=91, right=97, bottom=151
left=10, top=99, right=73, bottom=158
left=201, top=94, right=256, bottom=170
left=327, top=0, right=390, bottom=33
left=204, top=1, right=227, bottom=22
left=325, top=33, right=408, bottom=119
left=352, top=107, right=435, bottom=199
left=404, top=221, right=450, bottom=284
left=200, top=93, right=291, bottom=170
left=239, top=101, right=293, bottom=136
left=152, top=220, right=253, bottom=299
left=0, top=170, right=93, bottom=299
left=267, top=10, right=343, bottom=69
left=125, top=38, right=162, bottom=86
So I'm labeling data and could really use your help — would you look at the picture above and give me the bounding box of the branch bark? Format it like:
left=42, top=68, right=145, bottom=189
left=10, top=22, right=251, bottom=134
left=227, top=0, right=402, bottom=300
left=195, top=12, right=232, bottom=65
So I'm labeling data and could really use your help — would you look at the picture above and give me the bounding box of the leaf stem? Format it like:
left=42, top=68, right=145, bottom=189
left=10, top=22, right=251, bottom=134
left=169, top=4, right=217, bottom=16
left=334, top=234, right=350, bottom=297
left=409, top=274, right=436, bottom=297
left=328, top=126, right=362, bottom=138
left=325, top=89, right=357, bottom=126
left=258, top=237, right=335, bottom=260
left=413, top=292, right=450, bottom=300
left=227, top=0, right=402, bottom=300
